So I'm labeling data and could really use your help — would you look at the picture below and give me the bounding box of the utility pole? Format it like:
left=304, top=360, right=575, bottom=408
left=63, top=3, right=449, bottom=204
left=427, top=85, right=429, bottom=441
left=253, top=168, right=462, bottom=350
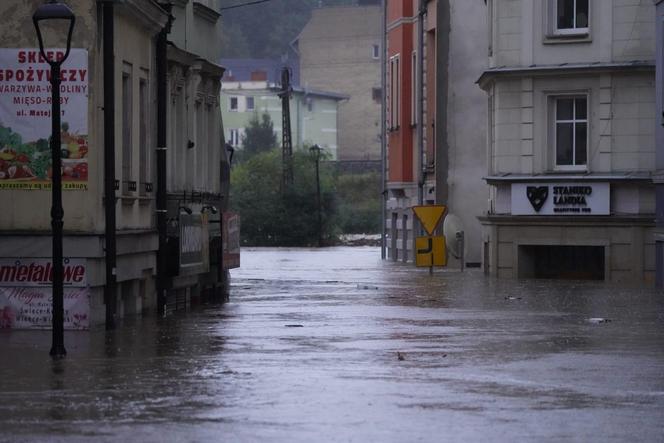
left=279, top=67, right=293, bottom=188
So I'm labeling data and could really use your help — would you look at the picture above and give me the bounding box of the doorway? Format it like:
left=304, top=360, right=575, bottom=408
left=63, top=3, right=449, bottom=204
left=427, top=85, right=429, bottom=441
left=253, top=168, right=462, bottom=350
left=518, top=245, right=605, bottom=280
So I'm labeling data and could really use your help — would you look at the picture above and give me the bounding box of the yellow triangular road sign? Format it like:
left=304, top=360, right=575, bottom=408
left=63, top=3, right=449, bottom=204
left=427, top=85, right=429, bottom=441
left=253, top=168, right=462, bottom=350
left=412, top=205, right=447, bottom=236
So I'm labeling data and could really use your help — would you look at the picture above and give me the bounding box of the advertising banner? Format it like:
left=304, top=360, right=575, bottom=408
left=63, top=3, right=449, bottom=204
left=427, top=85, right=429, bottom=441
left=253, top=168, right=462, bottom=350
left=0, top=287, right=89, bottom=330
left=0, top=48, right=89, bottom=190
left=0, top=258, right=89, bottom=330
left=179, top=213, right=210, bottom=273
left=223, top=212, right=240, bottom=270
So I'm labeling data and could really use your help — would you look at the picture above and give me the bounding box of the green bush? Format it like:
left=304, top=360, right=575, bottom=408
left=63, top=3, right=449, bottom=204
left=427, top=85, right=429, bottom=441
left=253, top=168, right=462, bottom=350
left=230, top=149, right=338, bottom=246
left=335, top=172, right=382, bottom=234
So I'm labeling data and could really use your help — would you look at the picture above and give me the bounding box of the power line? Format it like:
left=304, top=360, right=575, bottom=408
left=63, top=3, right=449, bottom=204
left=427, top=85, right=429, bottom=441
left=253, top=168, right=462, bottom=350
left=219, top=0, right=272, bottom=12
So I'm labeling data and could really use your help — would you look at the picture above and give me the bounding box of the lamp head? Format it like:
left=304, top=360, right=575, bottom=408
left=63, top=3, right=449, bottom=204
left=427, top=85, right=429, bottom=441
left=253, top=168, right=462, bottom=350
left=309, top=144, right=321, bottom=160
left=33, top=1, right=76, bottom=66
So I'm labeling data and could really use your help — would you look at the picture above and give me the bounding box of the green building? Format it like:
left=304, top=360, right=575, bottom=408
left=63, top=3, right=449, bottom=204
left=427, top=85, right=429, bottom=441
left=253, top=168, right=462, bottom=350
left=221, top=81, right=347, bottom=160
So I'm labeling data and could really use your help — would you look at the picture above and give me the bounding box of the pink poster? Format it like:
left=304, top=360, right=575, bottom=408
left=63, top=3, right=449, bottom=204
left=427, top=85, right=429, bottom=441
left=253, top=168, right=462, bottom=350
left=0, top=258, right=89, bottom=330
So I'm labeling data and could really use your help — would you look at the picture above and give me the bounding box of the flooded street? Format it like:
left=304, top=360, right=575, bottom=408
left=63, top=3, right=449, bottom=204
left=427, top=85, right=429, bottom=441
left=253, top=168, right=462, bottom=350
left=2, top=247, right=664, bottom=442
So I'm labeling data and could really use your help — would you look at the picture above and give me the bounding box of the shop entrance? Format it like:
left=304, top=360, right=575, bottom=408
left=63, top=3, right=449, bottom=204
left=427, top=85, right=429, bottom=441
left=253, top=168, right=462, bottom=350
left=518, top=245, right=605, bottom=280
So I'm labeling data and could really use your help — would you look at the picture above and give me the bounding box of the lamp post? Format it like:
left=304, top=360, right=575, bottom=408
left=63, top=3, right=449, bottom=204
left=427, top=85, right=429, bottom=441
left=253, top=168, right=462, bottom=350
left=33, top=0, right=76, bottom=358
left=309, top=144, right=322, bottom=247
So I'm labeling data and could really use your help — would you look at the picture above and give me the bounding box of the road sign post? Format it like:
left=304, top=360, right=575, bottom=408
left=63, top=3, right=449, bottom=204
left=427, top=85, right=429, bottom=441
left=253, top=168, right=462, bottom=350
left=412, top=205, right=448, bottom=270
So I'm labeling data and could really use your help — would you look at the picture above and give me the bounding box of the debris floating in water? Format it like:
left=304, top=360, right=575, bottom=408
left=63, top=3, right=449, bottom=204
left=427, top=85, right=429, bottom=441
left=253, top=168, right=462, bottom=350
left=587, top=318, right=611, bottom=324
left=285, top=324, right=304, bottom=328
left=397, top=352, right=405, bottom=361
left=504, top=296, right=522, bottom=301
left=357, top=284, right=379, bottom=290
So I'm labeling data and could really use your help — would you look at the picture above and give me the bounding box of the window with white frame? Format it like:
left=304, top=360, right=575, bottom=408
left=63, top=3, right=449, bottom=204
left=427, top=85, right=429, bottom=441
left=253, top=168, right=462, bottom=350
left=229, top=96, right=238, bottom=111
left=411, top=51, right=417, bottom=126
left=229, top=128, right=240, bottom=147
left=555, top=0, right=588, bottom=35
left=554, top=96, right=587, bottom=169
left=246, top=96, right=255, bottom=111
left=389, top=54, right=400, bottom=129
left=372, top=44, right=380, bottom=59
left=121, top=65, right=133, bottom=195
left=138, top=77, right=149, bottom=196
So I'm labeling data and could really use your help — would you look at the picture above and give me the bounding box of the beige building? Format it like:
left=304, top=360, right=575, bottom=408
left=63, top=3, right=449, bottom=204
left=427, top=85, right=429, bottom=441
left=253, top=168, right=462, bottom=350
left=0, top=0, right=230, bottom=329
left=294, top=5, right=382, bottom=162
left=479, top=0, right=656, bottom=282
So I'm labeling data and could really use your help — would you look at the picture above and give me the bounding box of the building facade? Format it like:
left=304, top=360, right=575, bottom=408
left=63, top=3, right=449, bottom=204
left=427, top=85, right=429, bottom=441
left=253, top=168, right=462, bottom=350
left=0, top=0, right=232, bottom=330
left=479, top=0, right=656, bottom=283
left=295, top=5, right=382, bottom=162
left=221, top=80, right=346, bottom=159
left=384, top=0, right=488, bottom=266
left=656, top=0, right=664, bottom=287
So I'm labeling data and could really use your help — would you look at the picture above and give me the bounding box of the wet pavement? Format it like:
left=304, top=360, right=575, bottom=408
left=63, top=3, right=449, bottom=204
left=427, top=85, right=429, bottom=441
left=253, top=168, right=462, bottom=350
left=1, top=246, right=664, bottom=442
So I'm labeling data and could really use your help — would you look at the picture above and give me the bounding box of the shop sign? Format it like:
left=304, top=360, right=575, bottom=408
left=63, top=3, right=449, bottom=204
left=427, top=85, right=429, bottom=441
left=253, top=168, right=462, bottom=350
left=0, top=258, right=89, bottom=330
left=0, top=48, right=89, bottom=190
left=223, top=212, right=240, bottom=270
left=179, top=213, right=209, bottom=271
left=512, top=182, right=609, bottom=215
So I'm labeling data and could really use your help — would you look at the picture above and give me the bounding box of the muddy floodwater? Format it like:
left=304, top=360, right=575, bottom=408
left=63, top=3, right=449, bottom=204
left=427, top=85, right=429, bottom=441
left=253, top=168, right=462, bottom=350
left=1, top=247, right=663, bottom=442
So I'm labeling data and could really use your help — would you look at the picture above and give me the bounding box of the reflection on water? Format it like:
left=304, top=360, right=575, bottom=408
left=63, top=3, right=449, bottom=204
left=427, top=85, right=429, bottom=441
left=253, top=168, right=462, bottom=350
left=0, top=247, right=663, bottom=442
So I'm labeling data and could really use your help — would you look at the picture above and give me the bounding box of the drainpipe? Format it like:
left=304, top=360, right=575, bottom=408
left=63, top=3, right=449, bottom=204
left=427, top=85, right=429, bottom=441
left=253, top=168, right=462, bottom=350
left=103, top=1, right=117, bottom=330
left=417, top=0, right=425, bottom=207
left=435, top=0, right=450, bottom=207
left=156, top=4, right=172, bottom=315
left=380, top=0, right=387, bottom=260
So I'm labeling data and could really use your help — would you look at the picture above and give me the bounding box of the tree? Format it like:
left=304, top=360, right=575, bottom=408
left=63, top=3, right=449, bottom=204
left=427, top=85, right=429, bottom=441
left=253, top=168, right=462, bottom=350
left=239, top=112, right=278, bottom=161
left=230, top=149, right=338, bottom=246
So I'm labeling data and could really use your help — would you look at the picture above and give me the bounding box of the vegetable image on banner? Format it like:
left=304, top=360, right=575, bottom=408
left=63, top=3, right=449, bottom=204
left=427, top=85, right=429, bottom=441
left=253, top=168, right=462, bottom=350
left=0, top=48, right=88, bottom=190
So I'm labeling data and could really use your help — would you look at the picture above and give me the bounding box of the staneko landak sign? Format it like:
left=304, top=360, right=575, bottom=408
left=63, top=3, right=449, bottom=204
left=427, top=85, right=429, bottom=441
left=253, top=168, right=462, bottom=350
left=0, top=48, right=88, bottom=190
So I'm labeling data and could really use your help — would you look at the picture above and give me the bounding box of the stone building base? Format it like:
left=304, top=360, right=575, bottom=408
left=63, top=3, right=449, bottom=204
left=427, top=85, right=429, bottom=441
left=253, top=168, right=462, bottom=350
left=479, top=216, right=655, bottom=285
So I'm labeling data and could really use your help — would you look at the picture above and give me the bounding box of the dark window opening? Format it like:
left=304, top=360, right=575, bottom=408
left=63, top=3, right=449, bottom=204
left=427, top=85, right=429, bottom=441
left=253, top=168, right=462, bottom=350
left=518, top=245, right=604, bottom=280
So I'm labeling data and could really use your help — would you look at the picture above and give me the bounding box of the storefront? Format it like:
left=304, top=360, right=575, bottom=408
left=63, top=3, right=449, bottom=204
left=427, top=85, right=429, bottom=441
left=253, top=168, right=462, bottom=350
left=480, top=175, right=655, bottom=283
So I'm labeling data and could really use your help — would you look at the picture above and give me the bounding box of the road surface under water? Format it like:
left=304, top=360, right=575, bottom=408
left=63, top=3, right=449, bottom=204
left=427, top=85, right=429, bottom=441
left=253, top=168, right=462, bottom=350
left=1, top=247, right=663, bottom=442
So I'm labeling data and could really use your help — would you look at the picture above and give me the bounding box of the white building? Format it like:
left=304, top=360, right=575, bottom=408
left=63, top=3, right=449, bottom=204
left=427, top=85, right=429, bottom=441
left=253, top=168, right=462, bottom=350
left=479, top=0, right=656, bottom=283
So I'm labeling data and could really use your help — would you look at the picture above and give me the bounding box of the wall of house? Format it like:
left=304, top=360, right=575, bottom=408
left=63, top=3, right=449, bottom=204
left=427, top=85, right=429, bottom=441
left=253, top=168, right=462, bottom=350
left=482, top=0, right=657, bottom=285
left=0, top=0, right=100, bottom=233
left=298, top=6, right=382, bottom=161
left=491, top=0, right=655, bottom=69
left=220, top=84, right=341, bottom=159
left=444, top=0, right=488, bottom=264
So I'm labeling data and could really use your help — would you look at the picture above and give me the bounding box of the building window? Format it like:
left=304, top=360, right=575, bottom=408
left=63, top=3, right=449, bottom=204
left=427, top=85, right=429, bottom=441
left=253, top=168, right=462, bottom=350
left=229, top=128, right=240, bottom=147
left=138, top=77, right=148, bottom=196
left=411, top=51, right=417, bottom=126
left=246, top=96, right=255, bottom=111
left=389, top=54, right=400, bottom=130
left=556, top=0, right=588, bottom=35
left=122, top=67, right=133, bottom=195
left=372, top=87, right=381, bottom=104
left=372, top=44, right=380, bottom=59
left=229, top=96, right=238, bottom=111
left=555, top=97, right=587, bottom=169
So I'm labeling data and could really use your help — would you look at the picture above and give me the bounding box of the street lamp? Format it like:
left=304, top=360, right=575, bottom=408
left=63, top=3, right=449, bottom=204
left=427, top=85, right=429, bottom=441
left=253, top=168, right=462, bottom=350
left=33, top=0, right=76, bottom=359
left=309, top=144, right=322, bottom=247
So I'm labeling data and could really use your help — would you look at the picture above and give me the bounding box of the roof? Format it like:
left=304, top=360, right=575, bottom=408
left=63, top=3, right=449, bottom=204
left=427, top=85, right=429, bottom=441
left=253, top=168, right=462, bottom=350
left=220, top=81, right=348, bottom=101
left=291, top=86, right=349, bottom=101
left=484, top=172, right=653, bottom=184
left=220, top=57, right=299, bottom=85
left=477, top=60, right=655, bottom=89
